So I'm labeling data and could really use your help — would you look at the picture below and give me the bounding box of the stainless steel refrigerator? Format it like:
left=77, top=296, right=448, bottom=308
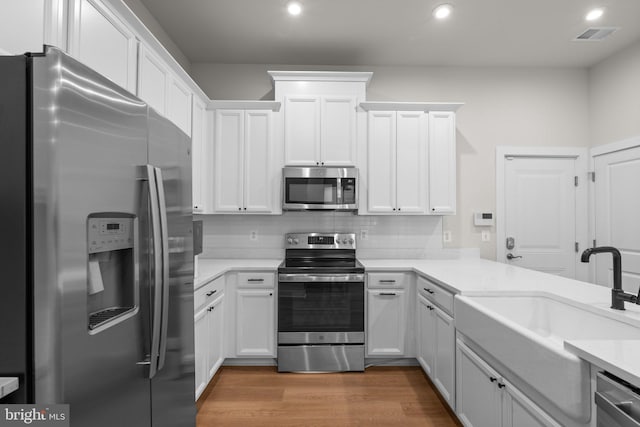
left=0, top=46, right=195, bottom=426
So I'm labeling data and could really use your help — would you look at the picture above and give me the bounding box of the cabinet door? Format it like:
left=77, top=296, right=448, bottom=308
left=367, top=111, right=397, bottom=213
left=68, top=0, right=137, bottom=92
left=456, top=339, right=502, bottom=427
left=236, top=289, right=275, bottom=357
left=214, top=110, right=244, bottom=212
left=191, top=97, right=206, bottom=212
left=244, top=110, right=272, bottom=213
left=207, top=296, right=224, bottom=380
left=434, top=307, right=455, bottom=409
left=284, top=96, right=320, bottom=165
left=138, top=45, right=169, bottom=115
left=320, top=96, right=356, bottom=166
left=1, top=0, right=46, bottom=55
left=167, top=76, right=192, bottom=137
left=428, top=111, right=456, bottom=214
left=367, top=289, right=406, bottom=356
left=396, top=111, right=428, bottom=214
left=194, top=307, right=208, bottom=400
left=417, top=295, right=435, bottom=376
left=502, top=379, right=561, bottom=427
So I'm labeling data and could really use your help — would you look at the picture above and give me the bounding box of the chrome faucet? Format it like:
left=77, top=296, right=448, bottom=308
left=581, top=246, right=638, bottom=310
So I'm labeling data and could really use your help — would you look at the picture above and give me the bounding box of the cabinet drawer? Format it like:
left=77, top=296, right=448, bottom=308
left=417, top=275, right=454, bottom=315
left=195, top=275, right=224, bottom=311
left=367, top=272, right=408, bottom=289
left=237, top=272, right=275, bottom=288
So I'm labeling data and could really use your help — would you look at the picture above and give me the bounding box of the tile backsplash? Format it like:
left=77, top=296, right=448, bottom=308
left=198, top=212, right=443, bottom=259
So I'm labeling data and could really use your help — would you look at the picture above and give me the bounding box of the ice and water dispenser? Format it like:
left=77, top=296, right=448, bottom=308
left=86, top=214, right=138, bottom=333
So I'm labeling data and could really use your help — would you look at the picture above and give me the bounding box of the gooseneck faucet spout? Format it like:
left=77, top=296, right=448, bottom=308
left=580, top=246, right=636, bottom=310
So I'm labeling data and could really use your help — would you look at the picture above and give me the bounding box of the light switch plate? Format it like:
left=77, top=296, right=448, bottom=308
left=443, top=230, right=452, bottom=243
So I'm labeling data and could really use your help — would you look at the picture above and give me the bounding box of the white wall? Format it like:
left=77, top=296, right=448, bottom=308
left=588, top=40, right=640, bottom=147
left=198, top=212, right=443, bottom=259
left=192, top=63, right=590, bottom=260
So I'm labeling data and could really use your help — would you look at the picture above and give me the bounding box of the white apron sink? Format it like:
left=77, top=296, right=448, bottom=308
left=455, top=292, right=640, bottom=423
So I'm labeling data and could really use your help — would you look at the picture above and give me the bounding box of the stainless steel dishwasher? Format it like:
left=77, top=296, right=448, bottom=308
left=597, top=371, right=640, bottom=427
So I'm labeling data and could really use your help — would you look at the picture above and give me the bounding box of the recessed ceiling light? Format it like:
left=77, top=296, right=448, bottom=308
left=585, top=8, right=604, bottom=21
left=287, top=1, right=302, bottom=16
left=433, top=4, right=453, bottom=20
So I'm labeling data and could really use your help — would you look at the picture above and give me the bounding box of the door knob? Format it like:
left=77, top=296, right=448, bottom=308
left=506, top=253, right=522, bottom=260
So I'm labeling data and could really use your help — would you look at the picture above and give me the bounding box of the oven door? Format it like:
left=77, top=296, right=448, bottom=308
left=278, top=274, right=364, bottom=344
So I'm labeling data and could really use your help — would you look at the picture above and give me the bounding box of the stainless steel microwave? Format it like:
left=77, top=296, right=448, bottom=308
left=282, top=167, right=358, bottom=211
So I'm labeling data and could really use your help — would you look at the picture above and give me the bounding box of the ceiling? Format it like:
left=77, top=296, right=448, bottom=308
left=138, top=0, right=640, bottom=68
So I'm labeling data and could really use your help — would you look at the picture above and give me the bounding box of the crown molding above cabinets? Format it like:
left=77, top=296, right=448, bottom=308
left=268, top=70, right=373, bottom=85
left=360, top=102, right=465, bottom=112
left=208, top=100, right=281, bottom=112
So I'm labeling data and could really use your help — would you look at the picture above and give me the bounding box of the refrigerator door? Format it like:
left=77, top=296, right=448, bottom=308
left=31, top=48, right=152, bottom=426
left=147, top=109, right=195, bottom=427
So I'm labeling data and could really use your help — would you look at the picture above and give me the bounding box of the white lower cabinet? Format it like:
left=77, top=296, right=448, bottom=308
left=235, top=273, right=276, bottom=357
left=367, top=289, right=407, bottom=356
left=194, top=293, right=224, bottom=400
left=456, top=339, right=561, bottom=427
left=417, top=293, right=455, bottom=409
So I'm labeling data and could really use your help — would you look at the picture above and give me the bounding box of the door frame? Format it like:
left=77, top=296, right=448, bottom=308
left=496, top=146, right=589, bottom=281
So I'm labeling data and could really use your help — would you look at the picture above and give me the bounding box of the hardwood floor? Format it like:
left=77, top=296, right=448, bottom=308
left=196, top=366, right=462, bottom=426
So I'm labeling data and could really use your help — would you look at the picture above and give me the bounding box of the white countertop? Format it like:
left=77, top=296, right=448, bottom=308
left=195, top=256, right=640, bottom=385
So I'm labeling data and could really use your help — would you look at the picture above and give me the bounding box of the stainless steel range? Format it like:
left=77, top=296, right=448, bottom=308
left=277, top=232, right=365, bottom=372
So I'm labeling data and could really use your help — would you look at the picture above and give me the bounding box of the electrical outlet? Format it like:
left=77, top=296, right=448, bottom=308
left=360, top=230, right=368, bottom=240
left=443, top=230, right=452, bottom=243
left=250, top=230, right=258, bottom=241
left=481, top=231, right=490, bottom=242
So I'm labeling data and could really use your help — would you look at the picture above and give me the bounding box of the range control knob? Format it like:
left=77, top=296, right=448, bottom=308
left=293, top=238, right=299, bottom=244
left=287, top=237, right=294, bottom=244
left=348, top=238, right=355, bottom=244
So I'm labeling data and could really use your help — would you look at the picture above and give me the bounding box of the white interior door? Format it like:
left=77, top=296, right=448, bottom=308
left=503, top=156, right=577, bottom=278
left=594, top=146, right=640, bottom=294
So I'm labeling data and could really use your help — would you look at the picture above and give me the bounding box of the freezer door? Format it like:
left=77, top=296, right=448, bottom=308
left=147, top=109, right=195, bottom=426
left=32, top=48, right=152, bottom=426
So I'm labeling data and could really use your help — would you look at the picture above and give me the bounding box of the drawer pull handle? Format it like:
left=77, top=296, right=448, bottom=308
left=380, top=292, right=397, bottom=296
left=498, top=383, right=506, bottom=389
left=247, top=278, right=265, bottom=282
left=489, top=377, right=497, bottom=383
left=428, top=305, right=434, bottom=311
left=379, top=280, right=396, bottom=283
left=206, top=290, right=217, bottom=297
left=424, top=288, right=434, bottom=294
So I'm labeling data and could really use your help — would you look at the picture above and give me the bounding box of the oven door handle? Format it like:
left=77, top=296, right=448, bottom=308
left=278, top=274, right=364, bottom=283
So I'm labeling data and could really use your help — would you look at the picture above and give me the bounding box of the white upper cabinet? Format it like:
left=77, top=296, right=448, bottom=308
left=283, top=95, right=357, bottom=166
left=428, top=111, right=457, bottom=214
left=270, top=71, right=371, bottom=168
left=138, top=44, right=192, bottom=136
left=212, top=103, right=279, bottom=214
left=167, top=77, right=192, bottom=136
left=192, top=96, right=210, bottom=213
left=68, top=0, right=137, bottom=93
left=360, top=102, right=461, bottom=215
left=366, top=110, right=428, bottom=214
left=283, top=96, right=320, bottom=166
left=138, top=44, right=168, bottom=114
left=1, top=0, right=66, bottom=55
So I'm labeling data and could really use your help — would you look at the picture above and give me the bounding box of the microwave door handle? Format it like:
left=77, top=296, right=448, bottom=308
left=154, top=167, right=170, bottom=372
left=145, top=165, right=162, bottom=379
left=336, top=178, right=342, bottom=204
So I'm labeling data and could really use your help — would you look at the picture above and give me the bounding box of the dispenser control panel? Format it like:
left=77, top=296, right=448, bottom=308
left=88, top=217, right=134, bottom=253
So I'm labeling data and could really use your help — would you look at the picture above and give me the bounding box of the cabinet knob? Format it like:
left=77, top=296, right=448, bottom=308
left=398, top=208, right=401, bottom=211
left=244, top=207, right=247, bottom=210
left=238, top=207, right=242, bottom=211
left=269, top=292, right=273, bottom=296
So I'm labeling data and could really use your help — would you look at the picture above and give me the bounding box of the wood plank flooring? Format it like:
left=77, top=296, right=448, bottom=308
left=197, top=366, right=462, bottom=426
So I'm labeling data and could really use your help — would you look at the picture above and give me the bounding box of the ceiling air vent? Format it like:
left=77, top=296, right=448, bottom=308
left=573, top=27, right=618, bottom=41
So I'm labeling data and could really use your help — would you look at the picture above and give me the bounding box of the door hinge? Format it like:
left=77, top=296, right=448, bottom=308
left=575, top=242, right=579, bottom=253
left=588, top=171, right=595, bottom=182
left=574, top=176, right=579, bottom=187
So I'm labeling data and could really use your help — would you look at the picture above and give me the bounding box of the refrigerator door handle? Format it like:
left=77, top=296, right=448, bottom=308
left=146, top=164, right=163, bottom=379
left=154, top=166, right=170, bottom=372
